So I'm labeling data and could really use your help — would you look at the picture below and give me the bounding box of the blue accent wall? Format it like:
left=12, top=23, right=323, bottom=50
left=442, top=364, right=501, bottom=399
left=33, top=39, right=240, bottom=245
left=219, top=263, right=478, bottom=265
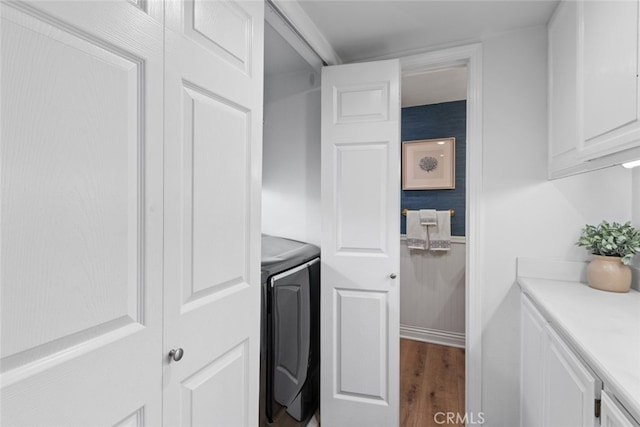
left=401, top=101, right=466, bottom=236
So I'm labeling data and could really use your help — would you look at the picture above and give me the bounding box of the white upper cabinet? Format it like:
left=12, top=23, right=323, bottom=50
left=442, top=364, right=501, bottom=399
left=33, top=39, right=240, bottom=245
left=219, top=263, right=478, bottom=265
left=580, top=0, right=640, bottom=158
left=548, top=0, right=640, bottom=178
left=548, top=0, right=580, bottom=176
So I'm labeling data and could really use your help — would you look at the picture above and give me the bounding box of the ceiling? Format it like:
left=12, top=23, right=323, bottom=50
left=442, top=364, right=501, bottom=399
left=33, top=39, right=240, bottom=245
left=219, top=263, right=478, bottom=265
left=297, top=0, right=559, bottom=63
left=266, top=0, right=559, bottom=107
left=402, top=66, right=467, bottom=107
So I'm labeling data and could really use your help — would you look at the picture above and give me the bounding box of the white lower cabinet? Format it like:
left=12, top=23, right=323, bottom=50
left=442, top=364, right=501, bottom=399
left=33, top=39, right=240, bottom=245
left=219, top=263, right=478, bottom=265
left=521, top=295, right=547, bottom=427
left=521, top=294, right=603, bottom=427
left=601, top=391, right=640, bottom=427
left=543, top=325, right=601, bottom=427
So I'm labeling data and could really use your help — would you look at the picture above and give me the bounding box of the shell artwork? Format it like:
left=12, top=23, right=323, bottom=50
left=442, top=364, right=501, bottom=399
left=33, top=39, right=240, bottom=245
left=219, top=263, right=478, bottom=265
left=419, top=156, right=438, bottom=172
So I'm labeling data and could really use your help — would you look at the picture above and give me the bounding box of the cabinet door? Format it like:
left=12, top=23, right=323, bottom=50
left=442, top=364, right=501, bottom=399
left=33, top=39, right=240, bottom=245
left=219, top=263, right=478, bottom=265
left=521, top=296, right=547, bottom=427
left=543, top=325, right=602, bottom=427
left=601, top=391, right=640, bottom=427
left=579, top=0, right=640, bottom=159
left=548, top=0, right=580, bottom=177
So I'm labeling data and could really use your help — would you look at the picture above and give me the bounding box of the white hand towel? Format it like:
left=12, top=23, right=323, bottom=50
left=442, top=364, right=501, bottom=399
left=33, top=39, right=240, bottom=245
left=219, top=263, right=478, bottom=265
left=428, top=211, right=451, bottom=251
left=419, top=209, right=437, bottom=226
left=406, top=210, right=428, bottom=250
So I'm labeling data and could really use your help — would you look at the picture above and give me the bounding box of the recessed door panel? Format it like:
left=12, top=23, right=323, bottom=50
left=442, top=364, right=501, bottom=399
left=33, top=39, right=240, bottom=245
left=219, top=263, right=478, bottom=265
left=181, top=342, right=249, bottom=427
left=1, top=7, right=142, bottom=363
left=335, top=289, right=388, bottom=401
left=113, top=408, right=144, bottom=427
left=184, top=0, right=251, bottom=73
left=181, top=343, right=248, bottom=427
left=543, top=325, right=601, bottom=427
left=334, top=83, right=389, bottom=123
left=180, top=83, right=249, bottom=307
left=335, top=143, right=388, bottom=255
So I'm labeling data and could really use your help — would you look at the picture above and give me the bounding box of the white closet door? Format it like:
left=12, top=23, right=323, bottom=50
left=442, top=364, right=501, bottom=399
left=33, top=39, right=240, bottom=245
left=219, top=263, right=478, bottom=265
left=162, top=0, right=263, bottom=426
left=320, top=59, right=401, bottom=427
left=0, top=1, right=164, bottom=425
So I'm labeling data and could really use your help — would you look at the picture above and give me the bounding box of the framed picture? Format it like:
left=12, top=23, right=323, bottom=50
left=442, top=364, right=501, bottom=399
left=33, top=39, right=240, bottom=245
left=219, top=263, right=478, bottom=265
left=402, top=137, right=455, bottom=190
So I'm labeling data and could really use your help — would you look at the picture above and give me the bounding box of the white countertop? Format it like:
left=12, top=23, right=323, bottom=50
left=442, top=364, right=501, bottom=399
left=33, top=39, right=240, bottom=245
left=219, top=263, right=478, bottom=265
left=518, top=275, right=640, bottom=421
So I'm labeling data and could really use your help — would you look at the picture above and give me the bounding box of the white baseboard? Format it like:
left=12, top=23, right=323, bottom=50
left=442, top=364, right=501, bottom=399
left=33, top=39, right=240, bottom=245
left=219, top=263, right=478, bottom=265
left=400, top=325, right=465, bottom=349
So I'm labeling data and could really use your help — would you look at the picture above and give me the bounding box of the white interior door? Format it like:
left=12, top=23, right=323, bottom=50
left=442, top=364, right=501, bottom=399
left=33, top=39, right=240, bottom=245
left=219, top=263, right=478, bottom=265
left=1, top=1, right=164, bottom=425
left=162, top=0, right=263, bottom=425
left=321, top=59, right=401, bottom=427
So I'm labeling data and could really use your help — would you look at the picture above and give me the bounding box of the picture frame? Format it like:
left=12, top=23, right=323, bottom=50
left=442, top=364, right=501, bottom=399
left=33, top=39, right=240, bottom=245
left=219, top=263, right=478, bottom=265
left=402, top=137, right=455, bottom=190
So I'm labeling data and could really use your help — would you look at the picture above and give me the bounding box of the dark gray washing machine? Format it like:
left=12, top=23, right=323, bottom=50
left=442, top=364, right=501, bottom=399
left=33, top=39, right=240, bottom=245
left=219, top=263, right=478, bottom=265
left=260, top=235, right=320, bottom=426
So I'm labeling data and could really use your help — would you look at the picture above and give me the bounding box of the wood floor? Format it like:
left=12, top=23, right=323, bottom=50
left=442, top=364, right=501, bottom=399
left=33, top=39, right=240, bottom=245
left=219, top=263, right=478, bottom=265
left=268, top=339, right=464, bottom=427
left=400, top=339, right=465, bottom=427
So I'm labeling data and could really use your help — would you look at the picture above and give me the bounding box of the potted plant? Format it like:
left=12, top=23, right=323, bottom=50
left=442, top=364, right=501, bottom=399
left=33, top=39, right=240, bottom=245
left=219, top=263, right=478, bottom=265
left=576, top=220, right=640, bottom=292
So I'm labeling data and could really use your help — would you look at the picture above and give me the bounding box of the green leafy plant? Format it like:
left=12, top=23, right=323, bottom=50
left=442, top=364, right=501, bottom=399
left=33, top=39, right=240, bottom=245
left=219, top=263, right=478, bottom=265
left=577, top=221, right=640, bottom=265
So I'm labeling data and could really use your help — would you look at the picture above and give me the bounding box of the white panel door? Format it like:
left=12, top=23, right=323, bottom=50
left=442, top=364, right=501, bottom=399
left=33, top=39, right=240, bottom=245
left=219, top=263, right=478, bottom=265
left=321, top=60, right=400, bottom=427
left=162, top=1, right=263, bottom=426
left=1, top=1, right=164, bottom=425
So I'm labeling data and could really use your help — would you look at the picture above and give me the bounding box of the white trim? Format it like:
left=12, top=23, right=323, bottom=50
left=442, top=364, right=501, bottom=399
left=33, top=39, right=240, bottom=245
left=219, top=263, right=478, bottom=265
left=268, top=0, right=342, bottom=65
left=394, top=44, right=484, bottom=418
left=400, top=234, right=466, bottom=244
left=400, top=325, right=465, bottom=349
left=265, top=2, right=324, bottom=70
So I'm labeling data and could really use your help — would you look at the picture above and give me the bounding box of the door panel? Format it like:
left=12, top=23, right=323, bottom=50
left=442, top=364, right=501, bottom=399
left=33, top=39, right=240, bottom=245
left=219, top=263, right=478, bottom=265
left=1, top=1, right=164, bottom=425
left=336, top=289, right=388, bottom=400
left=582, top=0, right=638, bottom=141
left=335, top=143, right=389, bottom=253
left=543, top=325, right=601, bottom=427
left=273, top=269, right=311, bottom=407
left=521, top=296, right=547, bottom=427
left=321, top=59, right=400, bottom=427
left=179, top=82, right=250, bottom=305
left=334, top=83, right=390, bottom=123
left=163, top=0, right=263, bottom=425
left=185, top=0, right=251, bottom=72
left=180, top=341, right=250, bottom=427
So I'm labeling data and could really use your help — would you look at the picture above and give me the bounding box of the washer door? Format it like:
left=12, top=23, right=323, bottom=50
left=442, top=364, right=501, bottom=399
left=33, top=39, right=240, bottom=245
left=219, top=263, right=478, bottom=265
left=271, top=266, right=311, bottom=409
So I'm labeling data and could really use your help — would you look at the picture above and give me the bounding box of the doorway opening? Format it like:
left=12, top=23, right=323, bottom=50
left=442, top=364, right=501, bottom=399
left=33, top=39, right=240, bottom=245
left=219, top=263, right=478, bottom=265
left=261, top=4, right=324, bottom=427
left=397, top=43, right=484, bottom=424
left=399, top=65, right=468, bottom=426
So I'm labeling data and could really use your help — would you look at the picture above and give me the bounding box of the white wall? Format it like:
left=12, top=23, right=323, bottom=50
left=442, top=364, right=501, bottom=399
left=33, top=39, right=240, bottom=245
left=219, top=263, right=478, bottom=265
left=262, top=26, right=321, bottom=245
left=481, top=26, right=634, bottom=426
left=400, top=238, right=465, bottom=347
